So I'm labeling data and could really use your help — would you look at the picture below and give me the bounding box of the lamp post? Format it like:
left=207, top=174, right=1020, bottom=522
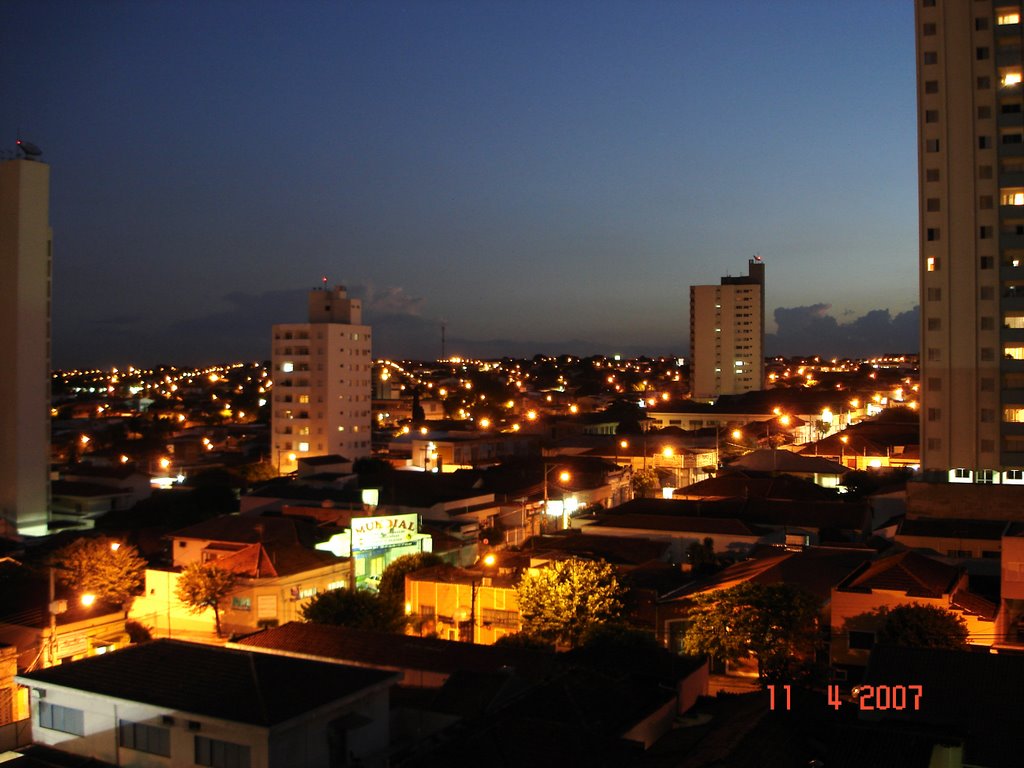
left=542, top=463, right=571, bottom=532
left=467, top=553, right=496, bottom=644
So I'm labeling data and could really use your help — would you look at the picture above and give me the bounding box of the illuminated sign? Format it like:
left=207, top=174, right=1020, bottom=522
left=351, top=514, right=418, bottom=550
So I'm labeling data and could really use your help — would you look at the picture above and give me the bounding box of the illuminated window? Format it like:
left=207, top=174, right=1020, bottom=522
left=927, top=256, right=938, bottom=271
left=998, top=12, right=1021, bottom=25
left=1004, top=406, right=1024, bottom=422
left=1002, top=70, right=1023, bottom=87
left=281, top=362, right=294, bottom=373
left=951, top=468, right=973, bottom=483
left=1004, top=346, right=1024, bottom=360
left=1006, top=315, right=1024, bottom=329
left=298, top=394, right=309, bottom=404
left=298, top=441, right=310, bottom=452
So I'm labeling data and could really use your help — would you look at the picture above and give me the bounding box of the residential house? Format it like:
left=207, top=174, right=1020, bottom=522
left=16, top=639, right=397, bottom=768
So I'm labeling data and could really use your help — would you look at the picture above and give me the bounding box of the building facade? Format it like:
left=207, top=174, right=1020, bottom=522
left=272, top=285, right=372, bottom=474
left=689, top=259, right=765, bottom=402
left=0, top=155, right=52, bottom=535
left=916, top=0, right=1024, bottom=481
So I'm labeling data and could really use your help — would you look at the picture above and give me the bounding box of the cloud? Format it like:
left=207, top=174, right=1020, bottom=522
left=765, top=304, right=918, bottom=358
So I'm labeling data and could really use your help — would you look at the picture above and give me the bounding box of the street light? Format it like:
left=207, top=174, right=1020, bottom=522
left=467, top=553, right=498, bottom=644
left=541, top=464, right=572, bottom=532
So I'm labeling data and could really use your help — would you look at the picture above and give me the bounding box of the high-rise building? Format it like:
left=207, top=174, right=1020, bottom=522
left=916, top=0, right=1024, bottom=483
left=271, top=285, right=372, bottom=474
left=689, top=258, right=765, bottom=402
left=0, top=155, right=52, bottom=535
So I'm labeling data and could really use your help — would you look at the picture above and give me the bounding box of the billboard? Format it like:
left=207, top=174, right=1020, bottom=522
left=351, top=514, right=419, bottom=551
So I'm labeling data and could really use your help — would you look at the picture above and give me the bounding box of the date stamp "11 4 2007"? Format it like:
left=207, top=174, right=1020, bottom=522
left=767, top=684, right=924, bottom=711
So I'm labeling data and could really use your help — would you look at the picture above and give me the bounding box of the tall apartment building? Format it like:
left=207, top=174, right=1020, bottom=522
left=0, top=155, right=52, bottom=535
left=916, top=0, right=1024, bottom=483
left=271, top=285, right=372, bottom=474
left=689, top=258, right=765, bottom=402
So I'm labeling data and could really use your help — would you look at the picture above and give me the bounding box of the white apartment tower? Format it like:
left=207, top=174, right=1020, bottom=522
left=916, top=0, right=1024, bottom=482
left=689, top=259, right=765, bottom=402
left=0, top=155, right=52, bottom=535
left=271, top=285, right=372, bottom=474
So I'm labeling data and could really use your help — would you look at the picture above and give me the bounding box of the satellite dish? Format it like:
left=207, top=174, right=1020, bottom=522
left=15, top=139, right=42, bottom=157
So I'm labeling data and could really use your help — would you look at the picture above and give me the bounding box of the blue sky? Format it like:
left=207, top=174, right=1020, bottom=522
left=1, top=1, right=919, bottom=366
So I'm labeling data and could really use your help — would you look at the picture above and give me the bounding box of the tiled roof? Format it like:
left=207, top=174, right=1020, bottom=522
left=839, top=550, right=959, bottom=597
left=950, top=587, right=998, bottom=621
left=588, top=513, right=759, bottom=536
left=728, top=449, right=847, bottom=475
left=679, top=471, right=838, bottom=501
left=212, top=541, right=343, bottom=578
left=18, top=639, right=396, bottom=726
left=234, top=621, right=555, bottom=677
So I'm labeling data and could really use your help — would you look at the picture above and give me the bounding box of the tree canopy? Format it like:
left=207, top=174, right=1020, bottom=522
left=51, top=536, right=146, bottom=612
left=515, top=558, right=625, bottom=648
left=175, top=562, right=235, bottom=637
left=300, top=588, right=406, bottom=633
left=377, top=552, right=444, bottom=608
left=876, top=603, right=969, bottom=650
left=681, top=582, right=821, bottom=683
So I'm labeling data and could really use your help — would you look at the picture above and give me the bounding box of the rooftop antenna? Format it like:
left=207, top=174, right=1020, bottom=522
left=320, top=275, right=328, bottom=289
left=15, top=138, right=42, bottom=160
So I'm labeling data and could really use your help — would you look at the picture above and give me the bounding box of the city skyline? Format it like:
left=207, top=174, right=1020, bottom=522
left=2, top=1, right=918, bottom=367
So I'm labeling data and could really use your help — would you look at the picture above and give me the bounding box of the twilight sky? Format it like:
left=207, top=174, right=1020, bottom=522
left=2, top=1, right=919, bottom=367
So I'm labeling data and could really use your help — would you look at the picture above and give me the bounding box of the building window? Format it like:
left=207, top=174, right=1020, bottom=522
left=927, top=408, right=941, bottom=422
left=1005, top=132, right=1024, bottom=145
left=979, top=105, right=993, bottom=119
left=848, top=631, right=874, bottom=650
left=952, top=468, right=973, bottom=482
left=980, top=136, right=993, bottom=149
left=927, top=168, right=940, bottom=182
left=927, top=139, right=941, bottom=153
left=1006, top=469, right=1024, bottom=481
left=1004, top=102, right=1023, bottom=114
left=927, top=287, right=942, bottom=300
left=1006, top=314, right=1024, bottom=328
left=927, top=256, right=939, bottom=272
left=980, top=195, right=994, bottom=209
left=925, top=108, right=939, bottom=122
left=38, top=703, right=84, bottom=736
left=195, top=736, right=251, bottom=768
left=923, top=51, right=938, bottom=65
left=980, top=165, right=994, bottom=179
left=999, top=12, right=1022, bottom=25
left=1005, top=346, right=1024, bottom=360
left=1003, top=70, right=1024, bottom=87
left=980, top=226, right=994, bottom=239
left=927, top=318, right=941, bottom=331
left=927, top=347, right=941, bottom=362
left=981, top=286, right=995, bottom=299
left=976, top=16, right=989, bottom=31
left=120, top=721, right=171, bottom=757
left=927, top=438, right=942, bottom=451
left=982, top=377, right=996, bottom=391
left=231, top=596, right=251, bottom=611
left=923, top=22, right=937, bottom=35
left=981, top=256, right=995, bottom=269
left=978, top=47, right=991, bottom=60
left=981, top=347, right=995, bottom=361
left=981, top=408, right=996, bottom=423
left=927, top=377, right=942, bottom=391
left=978, top=76, right=992, bottom=90
left=1005, top=406, right=1024, bottom=422
left=280, top=362, right=294, bottom=373
left=926, top=198, right=941, bottom=212
left=981, top=316, right=995, bottom=330
left=927, top=227, right=940, bottom=241
left=925, top=80, right=939, bottom=94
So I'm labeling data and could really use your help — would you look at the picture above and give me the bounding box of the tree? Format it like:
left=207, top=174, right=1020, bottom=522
left=51, top=536, right=146, bottom=613
left=515, top=558, right=625, bottom=648
left=631, top=468, right=659, bottom=498
left=682, top=582, right=821, bottom=683
left=300, top=588, right=405, bottom=633
left=876, top=603, right=969, bottom=650
left=377, top=552, right=444, bottom=608
left=175, top=562, right=235, bottom=637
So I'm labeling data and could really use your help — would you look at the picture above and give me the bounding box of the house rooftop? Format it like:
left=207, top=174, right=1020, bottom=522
left=18, top=639, right=397, bottom=727
left=837, top=549, right=960, bottom=598
left=233, top=621, right=556, bottom=678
